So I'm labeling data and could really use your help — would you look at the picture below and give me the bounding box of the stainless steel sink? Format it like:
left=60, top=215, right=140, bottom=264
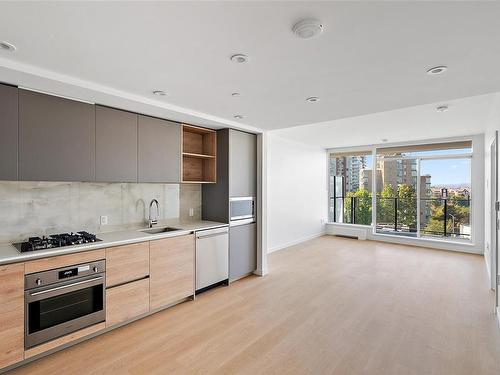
left=139, top=227, right=181, bottom=234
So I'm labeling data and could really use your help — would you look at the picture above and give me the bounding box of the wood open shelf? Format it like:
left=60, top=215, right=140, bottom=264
left=182, top=124, right=216, bottom=183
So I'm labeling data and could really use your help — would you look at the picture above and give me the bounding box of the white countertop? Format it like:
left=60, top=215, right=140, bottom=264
left=0, top=220, right=228, bottom=266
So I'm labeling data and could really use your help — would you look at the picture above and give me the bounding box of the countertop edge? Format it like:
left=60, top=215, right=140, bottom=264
left=0, top=222, right=229, bottom=267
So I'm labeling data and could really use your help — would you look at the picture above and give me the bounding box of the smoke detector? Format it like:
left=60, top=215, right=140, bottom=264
left=293, top=19, right=324, bottom=39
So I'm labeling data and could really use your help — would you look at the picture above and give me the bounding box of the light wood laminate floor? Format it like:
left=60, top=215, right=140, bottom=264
left=10, top=236, right=500, bottom=375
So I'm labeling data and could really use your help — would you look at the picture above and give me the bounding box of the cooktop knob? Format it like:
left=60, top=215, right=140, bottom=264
left=35, top=278, right=42, bottom=286
left=93, top=266, right=98, bottom=273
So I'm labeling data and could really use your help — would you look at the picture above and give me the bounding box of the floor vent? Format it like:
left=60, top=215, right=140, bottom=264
left=334, top=234, right=359, bottom=240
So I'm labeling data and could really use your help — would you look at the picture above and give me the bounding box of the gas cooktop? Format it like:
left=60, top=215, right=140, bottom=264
left=13, top=231, right=102, bottom=253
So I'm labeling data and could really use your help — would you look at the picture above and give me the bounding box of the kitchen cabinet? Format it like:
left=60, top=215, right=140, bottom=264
left=0, top=84, right=18, bottom=180
left=138, top=115, right=181, bottom=183
left=95, top=106, right=138, bottom=182
left=106, top=278, right=150, bottom=327
left=105, top=242, right=149, bottom=287
left=182, top=124, right=217, bottom=183
left=0, top=263, right=24, bottom=368
left=202, top=128, right=257, bottom=222
left=18, top=89, right=95, bottom=181
left=229, top=129, right=257, bottom=198
left=150, top=234, right=195, bottom=309
left=229, top=223, right=256, bottom=281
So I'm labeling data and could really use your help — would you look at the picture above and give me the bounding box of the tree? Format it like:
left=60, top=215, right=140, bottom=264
left=344, top=189, right=372, bottom=225
left=397, top=184, right=417, bottom=231
left=377, top=184, right=396, bottom=225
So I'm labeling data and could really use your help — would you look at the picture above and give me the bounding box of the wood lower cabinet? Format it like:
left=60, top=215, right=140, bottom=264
left=105, top=243, right=149, bottom=287
left=150, top=234, right=195, bottom=310
left=106, top=278, right=150, bottom=327
left=0, top=263, right=24, bottom=369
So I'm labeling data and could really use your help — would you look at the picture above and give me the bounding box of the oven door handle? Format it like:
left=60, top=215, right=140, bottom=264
left=29, top=276, right=104, bottom=297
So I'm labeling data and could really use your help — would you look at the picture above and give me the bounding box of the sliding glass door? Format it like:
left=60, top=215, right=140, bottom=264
left=419, top=158, right=471, bottom=240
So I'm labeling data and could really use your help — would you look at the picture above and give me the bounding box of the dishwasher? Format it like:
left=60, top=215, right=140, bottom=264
left=196, top=227, right=229, bottom=292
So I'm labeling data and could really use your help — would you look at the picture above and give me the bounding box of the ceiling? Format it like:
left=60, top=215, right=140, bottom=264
left=270, top=92, right=500, bottom=149
left=0, top=1, right=500, bottom=131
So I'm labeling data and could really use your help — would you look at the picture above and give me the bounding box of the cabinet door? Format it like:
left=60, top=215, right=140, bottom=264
left=95, top=106, right=138, bottom=182
left=229, top=223, right=256, bottom=281
left=150, top=234, right=194, bottom=309
left=0, top=263, right=24, bottom=369
left=105, top=242, right=149, bottom=287
left=138, top=115, right=181, bottom=183
left=0, top=84, right=18, bottom=180
left=229, top=129, right=256, bottom=197
left=106, top=278, right=149, bottom=327
left=18, top=89, right=95, bottom=181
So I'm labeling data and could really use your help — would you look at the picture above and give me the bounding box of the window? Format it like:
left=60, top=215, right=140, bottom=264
left=328, top=140, right=473, bottom=243
left=329, top=151, right=373, bottom=225
left=375, top=141, right=472, bottom=240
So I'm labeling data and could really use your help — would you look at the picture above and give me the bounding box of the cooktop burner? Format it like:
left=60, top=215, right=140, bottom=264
left=13, top=231, right=102, bottom=253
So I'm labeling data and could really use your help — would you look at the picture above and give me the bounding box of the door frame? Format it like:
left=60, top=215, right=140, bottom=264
left=491, top=131, right=499, bottom=310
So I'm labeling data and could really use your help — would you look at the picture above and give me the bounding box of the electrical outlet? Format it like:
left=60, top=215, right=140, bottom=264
left=189, top=208, right=194, bottom=217
left=100, top=215, right=108, bottom=225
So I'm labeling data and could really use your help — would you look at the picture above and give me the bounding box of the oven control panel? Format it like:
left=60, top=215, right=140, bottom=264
left=25, top=259, right=106, bottom=290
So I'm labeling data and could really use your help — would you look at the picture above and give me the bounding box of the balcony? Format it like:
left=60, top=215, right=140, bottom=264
left=329, top=196, right=471, bottom=240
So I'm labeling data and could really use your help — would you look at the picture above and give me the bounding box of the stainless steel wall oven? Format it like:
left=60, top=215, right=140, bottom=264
left=24, top=260, right=106, bottom=349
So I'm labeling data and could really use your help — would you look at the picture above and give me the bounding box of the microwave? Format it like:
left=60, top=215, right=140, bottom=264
left=229, top=197, right=255, bottom=225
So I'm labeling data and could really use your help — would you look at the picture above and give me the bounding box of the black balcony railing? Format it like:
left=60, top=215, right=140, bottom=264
left=330, top=196, right=471, bottom=239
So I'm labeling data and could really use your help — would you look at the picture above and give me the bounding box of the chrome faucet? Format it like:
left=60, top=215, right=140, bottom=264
left=148, top=199, right=160, bottom=228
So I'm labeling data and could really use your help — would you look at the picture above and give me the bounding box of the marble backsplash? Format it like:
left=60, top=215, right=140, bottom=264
left=0, top=181, right=201, bottom=244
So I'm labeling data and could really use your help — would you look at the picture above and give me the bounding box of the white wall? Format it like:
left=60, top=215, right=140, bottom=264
left=266, top=134, right=327, bottom=252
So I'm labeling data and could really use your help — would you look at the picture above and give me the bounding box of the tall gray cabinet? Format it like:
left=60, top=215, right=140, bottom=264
left=203, top=128, right=257, bottom=281
left=18, top=89, right=96, bottom=181
left=0, top=84, right=18, bottom=180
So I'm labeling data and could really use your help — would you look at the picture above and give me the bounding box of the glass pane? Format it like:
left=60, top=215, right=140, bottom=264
left=328, top=153, right=372, bottom=225
left=375, top=158, right=418, bottom=236
left=419, top=158, right=471, bottom=240
left=29, top=284, right=103, bottom=334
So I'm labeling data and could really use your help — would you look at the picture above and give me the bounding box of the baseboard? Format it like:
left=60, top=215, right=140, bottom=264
left=267, top=232, right=325, bottom=254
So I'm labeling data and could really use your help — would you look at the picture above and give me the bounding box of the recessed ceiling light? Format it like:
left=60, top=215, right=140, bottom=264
left=436, top=104, right=449, bottom=112
left=233, top=115, right=244, bottom=119
left=0, top=41, right=16, bottom=52
left=427, top=66, right=448, bottom=75
left=306, top=96, right=320, bottom=103
left=230, top=54, right=248, bottom=63
left=231, top=92, right=240, bottom=97
left=152, top=90, right=167, bottom=96
left=292, top=19, right=324, bottom=39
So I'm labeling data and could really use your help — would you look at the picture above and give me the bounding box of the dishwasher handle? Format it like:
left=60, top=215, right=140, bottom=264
left=196, top=227, right=229, bottom=239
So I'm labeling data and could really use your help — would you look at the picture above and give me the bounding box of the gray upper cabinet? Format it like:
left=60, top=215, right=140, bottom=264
left=95, top=106, right=138, bottom=182
left=229, top=129, right=256, bottom=197
left=138, top=115, right=181, bottom=183
left=0, top=84, right=18, bottom=180
left=18, top=89, right=95, bottom=182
